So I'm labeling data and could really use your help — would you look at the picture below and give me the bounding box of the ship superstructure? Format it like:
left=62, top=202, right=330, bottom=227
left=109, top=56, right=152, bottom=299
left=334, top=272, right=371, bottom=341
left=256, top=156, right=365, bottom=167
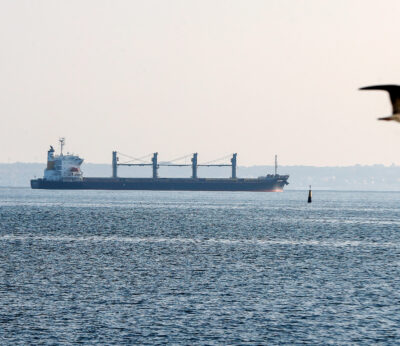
left=43, top=138, right=83, bottom=182
left=31, top=139, right=289, bottom=191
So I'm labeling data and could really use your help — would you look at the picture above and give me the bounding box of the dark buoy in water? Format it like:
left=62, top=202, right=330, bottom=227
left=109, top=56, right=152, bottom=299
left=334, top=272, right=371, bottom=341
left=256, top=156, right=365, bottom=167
left=308, top=185, right=312, bottom=203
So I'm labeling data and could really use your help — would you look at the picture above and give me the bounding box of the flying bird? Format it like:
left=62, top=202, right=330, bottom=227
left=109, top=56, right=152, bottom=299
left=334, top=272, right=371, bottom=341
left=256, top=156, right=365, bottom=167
left=359, top=84, right=400, bottom=122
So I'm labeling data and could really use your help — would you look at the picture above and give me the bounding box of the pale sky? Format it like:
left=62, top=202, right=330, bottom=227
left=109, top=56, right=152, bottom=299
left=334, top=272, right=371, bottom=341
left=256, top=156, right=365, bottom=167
left=1, top=0, right=400, bottom=166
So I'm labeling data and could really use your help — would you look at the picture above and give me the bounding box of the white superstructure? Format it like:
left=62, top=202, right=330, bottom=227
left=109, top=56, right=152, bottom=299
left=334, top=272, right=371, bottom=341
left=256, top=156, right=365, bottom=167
left=43, top=139, right=84, bottom=182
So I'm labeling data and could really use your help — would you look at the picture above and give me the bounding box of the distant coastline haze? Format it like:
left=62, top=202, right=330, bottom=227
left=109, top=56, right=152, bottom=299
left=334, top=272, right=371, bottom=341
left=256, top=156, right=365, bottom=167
left=4, top=162, right=400, bottom=191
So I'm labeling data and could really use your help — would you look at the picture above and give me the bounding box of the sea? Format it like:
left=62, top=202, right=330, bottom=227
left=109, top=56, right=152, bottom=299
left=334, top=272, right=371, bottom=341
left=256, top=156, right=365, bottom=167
left=1, top=187, right=399, bottom=344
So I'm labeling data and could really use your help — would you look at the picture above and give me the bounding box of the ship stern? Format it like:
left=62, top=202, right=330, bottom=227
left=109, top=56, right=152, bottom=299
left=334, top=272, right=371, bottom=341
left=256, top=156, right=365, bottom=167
left=30, top=179, right=42, bottom=189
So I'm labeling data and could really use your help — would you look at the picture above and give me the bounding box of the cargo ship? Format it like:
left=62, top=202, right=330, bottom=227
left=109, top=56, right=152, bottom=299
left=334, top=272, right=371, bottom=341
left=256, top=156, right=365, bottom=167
left=31, top=139, right=289, bottom=191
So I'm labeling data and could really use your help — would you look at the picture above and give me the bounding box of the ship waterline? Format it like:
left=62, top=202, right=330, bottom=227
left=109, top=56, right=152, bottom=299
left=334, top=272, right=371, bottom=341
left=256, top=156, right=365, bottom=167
left=31, top=177, right=288, bottom=191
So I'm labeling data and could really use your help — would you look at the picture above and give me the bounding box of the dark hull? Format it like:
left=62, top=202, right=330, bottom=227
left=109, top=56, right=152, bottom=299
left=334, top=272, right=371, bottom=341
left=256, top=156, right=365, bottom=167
left=31, top=176, right=289, bottom=192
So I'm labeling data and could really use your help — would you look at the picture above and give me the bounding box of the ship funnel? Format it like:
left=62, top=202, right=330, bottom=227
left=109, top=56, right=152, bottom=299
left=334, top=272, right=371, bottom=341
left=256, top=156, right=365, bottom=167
left=47, top=146, right=55, bottom=170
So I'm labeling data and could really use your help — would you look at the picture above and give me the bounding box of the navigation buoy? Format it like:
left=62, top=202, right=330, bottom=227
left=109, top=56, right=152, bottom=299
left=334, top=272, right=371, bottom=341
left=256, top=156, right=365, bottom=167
left=308, top=185, right=312, bottom=203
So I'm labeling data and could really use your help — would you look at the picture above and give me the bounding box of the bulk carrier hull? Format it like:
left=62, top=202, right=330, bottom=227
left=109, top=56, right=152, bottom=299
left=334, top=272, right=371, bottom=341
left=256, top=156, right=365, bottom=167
left=31, top=141, right=289, bottom=192
left=31, top=176, right=289, bottom=192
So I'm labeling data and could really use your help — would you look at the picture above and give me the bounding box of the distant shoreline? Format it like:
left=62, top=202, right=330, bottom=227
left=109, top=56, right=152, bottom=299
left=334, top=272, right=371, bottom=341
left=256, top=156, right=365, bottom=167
left=1, top=162, right=400, bottom=190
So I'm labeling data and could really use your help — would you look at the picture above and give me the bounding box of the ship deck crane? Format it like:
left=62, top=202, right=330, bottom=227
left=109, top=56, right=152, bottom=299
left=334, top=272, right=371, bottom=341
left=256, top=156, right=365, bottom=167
left=113, top=152, right=238, bottom=179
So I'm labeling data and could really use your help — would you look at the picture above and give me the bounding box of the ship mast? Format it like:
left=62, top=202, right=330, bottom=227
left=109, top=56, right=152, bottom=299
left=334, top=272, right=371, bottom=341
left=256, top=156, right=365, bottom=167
left=275, top=154, right=278, bottom=175
left=59, top=137, right=65, bottom=156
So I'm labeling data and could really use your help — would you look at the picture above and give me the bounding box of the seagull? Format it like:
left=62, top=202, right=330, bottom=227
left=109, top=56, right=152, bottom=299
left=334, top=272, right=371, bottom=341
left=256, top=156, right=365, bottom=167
left=359, top=84, right=400, bottom=122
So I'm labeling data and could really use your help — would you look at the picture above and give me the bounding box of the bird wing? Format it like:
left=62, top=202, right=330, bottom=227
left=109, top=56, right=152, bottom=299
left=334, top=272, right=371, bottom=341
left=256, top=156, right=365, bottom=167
left=359, top=85, right=400, bottom=114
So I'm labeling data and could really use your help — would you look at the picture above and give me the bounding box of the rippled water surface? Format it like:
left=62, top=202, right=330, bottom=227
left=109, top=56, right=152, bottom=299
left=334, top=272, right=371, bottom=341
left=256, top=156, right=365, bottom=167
left=1, top=188, right=400, bottom=344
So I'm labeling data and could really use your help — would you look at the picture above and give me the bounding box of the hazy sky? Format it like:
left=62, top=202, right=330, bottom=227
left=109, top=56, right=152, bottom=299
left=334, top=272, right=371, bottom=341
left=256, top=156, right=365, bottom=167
left=1, top=0, right=400, bottom=166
